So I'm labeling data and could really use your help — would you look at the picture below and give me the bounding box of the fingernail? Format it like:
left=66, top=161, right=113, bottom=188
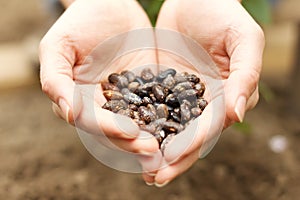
left=114, top=114, right=140, bottom=138
left=58, top=99, right=71, bottom=123
left=145, top=172, right=156, bottom=177
left=234, top=96, right=246, bottom=123
left=145, top=182, right=154, bottom=186
left=154, top=180, right=170, bottom=188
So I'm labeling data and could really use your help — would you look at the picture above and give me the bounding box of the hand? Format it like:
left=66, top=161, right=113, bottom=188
left=146, top=0, right=265, bottom=186
left=39, top=0, right=160, bottom=156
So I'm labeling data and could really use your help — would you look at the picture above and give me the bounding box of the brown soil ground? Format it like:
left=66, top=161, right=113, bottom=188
left=0, top=0, right=299, bottom=199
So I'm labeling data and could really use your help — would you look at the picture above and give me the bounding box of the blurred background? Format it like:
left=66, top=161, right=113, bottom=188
left=0, top=0, right=299, bottom=199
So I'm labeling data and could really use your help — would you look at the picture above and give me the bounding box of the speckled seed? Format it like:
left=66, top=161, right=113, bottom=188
left=162, top=74, right=176, bottom=89
left=147, top=104, right=156, bottom=115
left=180, top=100, right=191, bottom=122
left=141, top=68, right=154, bottom=82
left=133, top=118, right=146, bottom=126
left=156, top=104, right=169, bottom=119
left=178, top=89, right=198, bottom=102
left=128, top=82, right=140, bottom=93
left=152, top=84, right=166, bottom=103
left=187, top=74, right=200, bottom=84
left=142, top=97, right=153, bottom=106
left=172, top=82, right=194, bottom=93
left=140, top=124, right=157, bottom=134
left=102, top=100, right=127, bottom=113
left=128, top=104, right=138, bottom=111
left=103, top=90, right=123, bottom=101
left=116, top=75, right=129, bottom=88
left=124, top=92, right=142, bottom=105
left=157, top=68, right=177, bottom=82
left=197, top=98, right=208, bottom=110
left=121, top=70, right=136, bottom=83
left=174, top=73, right=187, bottom=83
left=194, top=82, right=205, bottom=97
left=101, top=82, right=120, bottom=91
left=191, top=107, right=202, bottom=117
left=138, top=106, right=156, bottom=124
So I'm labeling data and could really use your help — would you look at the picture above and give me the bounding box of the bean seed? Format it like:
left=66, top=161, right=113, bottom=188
left=152, top=84, right=166, bottom=103
left=157, top=68, right=177, bottom=82
left=191, top=107, right=202, bottom=117
left=103, top=90, right=123, bottom=101
left=162, top=74, right=176, bottom=89
left=124, top=92, right=142, bottom=105
left=121, top=70, right=136, bottom=83
left=194, top=82, right=205, bottom=97
left=101, top=82, right=119, bottom=91
left=197, top=98, right=208, bottom=110
left=102, top=100, right=127, bottom=113
left=156, top=104, right=169, bottom=119
left=141, top=68, right=154, bottom=82
left=128, top=82, right=140, bottom=93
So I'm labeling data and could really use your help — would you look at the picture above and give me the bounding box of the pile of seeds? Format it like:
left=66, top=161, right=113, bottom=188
left=101, top=68, right=208, bottom=149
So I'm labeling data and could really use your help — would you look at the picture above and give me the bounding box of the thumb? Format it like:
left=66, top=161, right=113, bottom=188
left=225, top=29, right=265, bottom=123
left=39, top=37, right=82, bottom=123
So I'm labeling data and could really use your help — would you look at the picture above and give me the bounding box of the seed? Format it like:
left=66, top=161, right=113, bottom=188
left=121, top=70, right=136, bottom=83
left=103, top=90, right=123, bottom=101
left=141, top=68, right=154, bottom=82
left=160, top=133, right=176, bottom=153
left=128, top=104, right=138, bottom=111
left=141, top=96, right=153, bottom=106
left=128, top=82, right=140, bottom=93
left=152, top=84, right=166, bottom=103
left=138, top=106, right=156, bottom=124
left=174, top=73, right=187, bottom=83
left=156, top=104, right=169, bottom=119
left=102, top=100, right=127, bottom=113
left=121, top=88, right=130, bottom=95
left=157, top=68, right=177, bottom=82
left=187, top=74, right=200, bottom=84
left=135, top=77, right=144, bottom=85
left=169, top=111, right=181, bottom=123
left=140, top=124, right=157, bottom=134
left=172, top=82, right=193, bottom=93
left=101, top=82, right=119, bottom=91
left=165, top=94, right=180, bottom=107
left=124, top=92, right=142, bottom=105
left=191, top=107, right=202, bottom=117
left=162, top=74, right=176, bottom=89
left=108, top=73, right=120, bottom=84
left=194, top=82, right=205, bottom=97
left=178, top=89, right=198, bottom=102
left=116, top=75, right=129, bottom=88
left=162, top=121, right=184, bottom=134
left=197, top=98, right=208, bottom=110
left=180, top=100, right=191, bottom=122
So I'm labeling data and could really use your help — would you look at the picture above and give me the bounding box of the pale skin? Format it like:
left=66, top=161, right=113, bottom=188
left=40, top=0, right=264, bottom=187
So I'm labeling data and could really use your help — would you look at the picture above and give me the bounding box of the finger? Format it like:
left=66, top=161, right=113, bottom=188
left=154, top=150, right=199, bottom=187
left=138, top=150, right=163, bottom=174
left=225, top=26, right=265, bottom=123
left=39, top=33, right=82, bottom=124
left=94, top=131, right=159, bottom=155
left=163, top=96, right=225, bottom=164
left=142, top=173, right=155, bottom=186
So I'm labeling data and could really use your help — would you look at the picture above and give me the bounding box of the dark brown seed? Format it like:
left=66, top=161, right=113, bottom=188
left=172, top=82, right=193, bottom=93
left=152, top=118, right=167, bottom=126
left=128, top=82, right=140, bottom=93
left=121, top=70, right=136, bottom=83
left=128, top=104, right=138, bottom=111
left=140, top=124, right=157, bottom=134
left=162, top=121, right=184, bottom=134
left=152, top=84, right=166, bottom=103
left=147, top=104, right=156, bottom=115
left=197, top=98, right=208, bottom=110
left=108, top=73, right=120, bottom=84
left=142, top=97, right=153, bottom=106
left=141, top=68, right=154, bottom=82
left=165, top=94, right=180, bottom=107
left=156, top=104, right=169, bottom=119
left=157, top=68, right=177, bottom=82
left=194, top=82, right=205, bottom=97
left=101, top=82, right=119, bottom=91
left=132, top=111, right=140, bottom=119
left=102, top=100, right=127, bottom=113
left=162, top=74, right=176, bottom=89
left=169, top=112, right=181, bottom=123
left=187, top=74, right=200, bottom=84
left=191, top=107, right=202, bottom=117
left=124, top=92, right=142, bottom=105
left=103, top=90, right=123, bottom=101
left=117, top=109, right=133, bottom=118
left=138, top=106, right=156, bottom=124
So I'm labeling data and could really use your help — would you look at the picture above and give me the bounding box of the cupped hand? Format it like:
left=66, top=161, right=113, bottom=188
left=39, top=0, right=160, bottom=156
left=146, top=0, right=265, bottom=186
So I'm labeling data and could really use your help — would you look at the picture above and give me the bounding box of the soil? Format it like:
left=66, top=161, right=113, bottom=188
left=0, top=0, right=299, bottom=199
